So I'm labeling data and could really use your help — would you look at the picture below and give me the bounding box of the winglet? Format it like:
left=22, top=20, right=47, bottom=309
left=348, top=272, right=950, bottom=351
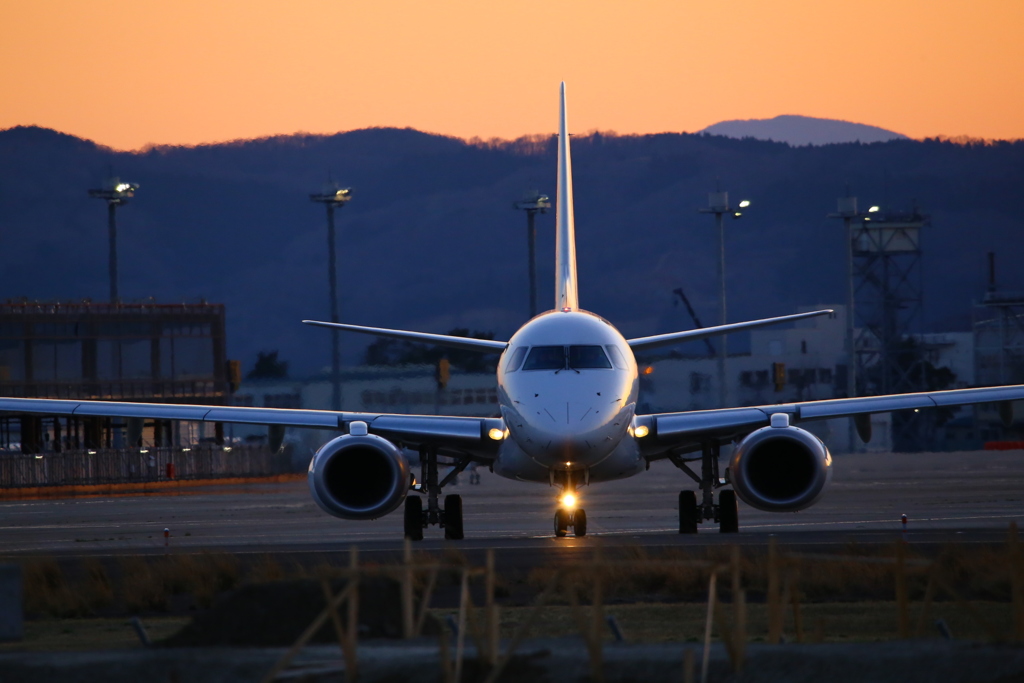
left=555, top=82, right=579, bottom=311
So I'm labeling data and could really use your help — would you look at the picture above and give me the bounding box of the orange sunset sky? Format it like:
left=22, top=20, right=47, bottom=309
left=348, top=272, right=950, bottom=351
left=2, top=0, right=1022, bottom=151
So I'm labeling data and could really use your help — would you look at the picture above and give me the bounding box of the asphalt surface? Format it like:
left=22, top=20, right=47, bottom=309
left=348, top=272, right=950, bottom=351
left=0, top=450, right=1022, bottom=559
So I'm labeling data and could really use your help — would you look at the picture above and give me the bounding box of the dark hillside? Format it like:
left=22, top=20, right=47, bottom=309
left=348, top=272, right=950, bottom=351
left=0, top=125, right=1021, bottom=375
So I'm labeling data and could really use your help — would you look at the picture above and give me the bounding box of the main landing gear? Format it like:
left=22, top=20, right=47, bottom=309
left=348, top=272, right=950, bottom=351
left=404, top=446, right=470, bottom=541
left=670, top=441, right=739, bottom=534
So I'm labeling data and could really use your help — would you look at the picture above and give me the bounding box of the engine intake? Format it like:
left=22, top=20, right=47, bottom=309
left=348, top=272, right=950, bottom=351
left=308, top=433, right=410, bottom=520
left=729, top=423, right=832, bottom=512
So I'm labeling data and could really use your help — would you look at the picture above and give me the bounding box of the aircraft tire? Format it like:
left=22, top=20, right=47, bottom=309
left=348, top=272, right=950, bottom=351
left=404, top=496, right=424, bottom=541
left=679, top=490, right=699, bottom=534
left=573, top=508, right=587, bottom=537
left=444, top=494, right=464, bottom=540
left=554, top=509, right=570, bottom=537
left=718, top=490, right=739, bottom=533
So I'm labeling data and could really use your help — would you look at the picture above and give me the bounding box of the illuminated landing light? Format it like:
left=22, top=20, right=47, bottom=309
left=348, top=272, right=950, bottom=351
left=182, top=448, right=192, bottom=452
left=488, top=428, right=506, bottom=441
left=739, top=200, right=751, bottom=208
left=140, top=449, right=149, bottom=454
left=634, top=425, right=650, bottom=438
left=869, top=206, right=880, bottom=212
left=223, top=446, right=233, bottom=452
left=560, top=492, right=577, bottom=509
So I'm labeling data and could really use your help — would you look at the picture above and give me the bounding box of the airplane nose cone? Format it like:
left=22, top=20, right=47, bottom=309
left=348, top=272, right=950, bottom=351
left=521, top=400, right=622, bottom=463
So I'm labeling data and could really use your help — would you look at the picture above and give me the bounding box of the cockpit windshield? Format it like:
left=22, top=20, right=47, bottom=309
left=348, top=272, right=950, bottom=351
left=568, top=345, right=612, bottom=369
left=523, top=346, right=565, bottom=370
left=504, top=346, right=529, bottom=373
left=522, top=345, right=613, bottom=371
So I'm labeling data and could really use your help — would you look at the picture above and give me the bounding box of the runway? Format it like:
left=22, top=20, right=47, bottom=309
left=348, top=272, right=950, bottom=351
left=0, top=450, right=1022, bottom=559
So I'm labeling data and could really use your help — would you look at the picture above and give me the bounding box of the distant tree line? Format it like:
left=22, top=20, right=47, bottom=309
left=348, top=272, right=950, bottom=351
left=364, top=328, right=499, bottom=373
left=247, top=350, right=289, bottom=379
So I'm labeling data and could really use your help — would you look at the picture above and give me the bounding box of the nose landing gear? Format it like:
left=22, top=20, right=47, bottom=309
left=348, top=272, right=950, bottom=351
left=554, top=485, right=587, bottom=537
left=554, top=507, right=587, bottom=537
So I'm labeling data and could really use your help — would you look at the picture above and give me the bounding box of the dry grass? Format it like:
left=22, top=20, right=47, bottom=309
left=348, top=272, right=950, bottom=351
left=432, top=600, right=1015, bottom=644
left=21, top=552, right=242, bottom=617
left=0, top=617, right=190, bottom=652
left=3, top=601, right=1014, bottom=652
left=16, top=538, right=1024, bottom=625
left=524, top=542, right=1017, bottom=605
left=22, top=558, right=82, bottom=618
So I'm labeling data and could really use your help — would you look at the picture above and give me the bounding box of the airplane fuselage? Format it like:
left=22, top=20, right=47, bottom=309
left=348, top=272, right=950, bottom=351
left=493, top=309, right=644, bottom=486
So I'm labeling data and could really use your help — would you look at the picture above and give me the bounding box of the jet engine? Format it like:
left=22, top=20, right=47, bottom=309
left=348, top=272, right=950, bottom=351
left=308, top=432, right=411, bottom=520
left=728, top=417, right=832, bottom=512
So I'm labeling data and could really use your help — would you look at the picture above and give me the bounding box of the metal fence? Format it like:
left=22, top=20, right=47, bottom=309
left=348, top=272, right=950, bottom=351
left=0, top=443, right=285, bottom=488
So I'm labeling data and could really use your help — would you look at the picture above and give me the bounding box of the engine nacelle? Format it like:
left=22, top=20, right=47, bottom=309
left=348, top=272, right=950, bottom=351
left=308, top=433, right=411, bottom=520
left=729, top=422, right=832, bottom=512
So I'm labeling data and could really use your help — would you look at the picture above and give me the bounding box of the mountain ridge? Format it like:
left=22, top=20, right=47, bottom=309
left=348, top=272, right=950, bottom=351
left=700, top=114, right=909, bottom=146
left=0, top=124, right=1020, bottom=376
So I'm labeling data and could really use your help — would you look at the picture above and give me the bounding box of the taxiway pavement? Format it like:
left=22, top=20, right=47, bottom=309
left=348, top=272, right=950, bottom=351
left=0, top=450, right=1022, bottom=558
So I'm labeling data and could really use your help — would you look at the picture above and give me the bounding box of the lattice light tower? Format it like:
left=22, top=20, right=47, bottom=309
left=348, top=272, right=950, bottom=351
left=310, top=182, right=353, bottom=412
left=847, top=201, right=929, bottom=450
left=975, top=253, right=1024, bottom=385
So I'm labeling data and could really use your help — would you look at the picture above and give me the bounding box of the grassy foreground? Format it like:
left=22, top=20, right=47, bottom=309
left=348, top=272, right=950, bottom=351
left=0, top=601, right=1013, bottom=652
left=0, top=617, right=190, bottom=652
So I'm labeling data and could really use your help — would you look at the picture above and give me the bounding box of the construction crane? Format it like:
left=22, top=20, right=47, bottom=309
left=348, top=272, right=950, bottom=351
left=672, top=287, right=716, bottom=357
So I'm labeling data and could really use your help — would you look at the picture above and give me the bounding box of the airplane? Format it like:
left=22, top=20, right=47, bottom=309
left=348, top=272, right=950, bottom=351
left=3, top=83, right=1024, bottom=540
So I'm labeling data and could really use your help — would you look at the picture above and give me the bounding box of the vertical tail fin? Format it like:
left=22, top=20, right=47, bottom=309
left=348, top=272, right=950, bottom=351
left=555, top=82, right=579, bottom=311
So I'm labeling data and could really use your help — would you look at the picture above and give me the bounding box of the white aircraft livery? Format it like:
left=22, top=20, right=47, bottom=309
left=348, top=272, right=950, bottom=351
left=4, top=82, right=1024, bottom=540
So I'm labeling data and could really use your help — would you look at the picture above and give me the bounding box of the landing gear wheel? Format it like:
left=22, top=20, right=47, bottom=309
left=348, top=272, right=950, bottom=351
left=404, top=496, right=424, bottom=541
left=554, top=509, right=570, bottom=537
left=718, top=489, right=739, bottom=533
left=679, top=490, right=699, bottom=534
left=573, top=509, right=587, bottom=537
left=443, top=494, right=464, bottom=540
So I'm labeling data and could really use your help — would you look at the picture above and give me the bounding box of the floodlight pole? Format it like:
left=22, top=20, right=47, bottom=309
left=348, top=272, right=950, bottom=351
left=514, top=191, right=551, bottom=319
left=107, top=202, right=118, bottom=303
left=527, top=210, right=538, bottom=317
left=829, top=194, right=862, bottom=453
left=89, top=177, right=138, bottom=304
left=715, top=210, right=727, bottom=409
left=698, top=190, right=751, bottom=410
left=699, top=191, right=736, bottom=409
left=310, top=185, right=353, bottom=412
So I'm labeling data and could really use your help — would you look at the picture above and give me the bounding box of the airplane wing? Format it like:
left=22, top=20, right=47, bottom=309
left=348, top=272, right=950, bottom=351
left=302, top=320, right=508, bottom=353
left=0, top=397, right=505, bottom=455
left=634, top=383, right=1024, bottom=450
left=626, top=309, right=834, bottom=352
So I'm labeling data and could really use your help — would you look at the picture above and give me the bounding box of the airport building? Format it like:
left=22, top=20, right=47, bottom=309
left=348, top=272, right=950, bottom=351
left=0, top=300, right=234, bottom=451
left=0, top=301, right=286, bottom=489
